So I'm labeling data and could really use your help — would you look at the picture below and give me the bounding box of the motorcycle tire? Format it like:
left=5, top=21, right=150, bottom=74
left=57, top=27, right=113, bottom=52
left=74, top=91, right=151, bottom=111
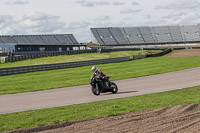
left=91, top=85, right=100, bottom=96
left=111, top=82, right=118, bottom=93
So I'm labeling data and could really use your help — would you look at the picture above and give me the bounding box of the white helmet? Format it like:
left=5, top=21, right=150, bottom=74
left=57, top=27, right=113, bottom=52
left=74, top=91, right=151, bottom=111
left=92, top=66, right=98, bottom=73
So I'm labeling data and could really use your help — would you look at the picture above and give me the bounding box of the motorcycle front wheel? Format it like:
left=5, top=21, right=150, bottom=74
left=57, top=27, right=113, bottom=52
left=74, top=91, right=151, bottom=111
left=91, top=85, right=100, bottom=96
left=111, top=82, right=118, bottom=93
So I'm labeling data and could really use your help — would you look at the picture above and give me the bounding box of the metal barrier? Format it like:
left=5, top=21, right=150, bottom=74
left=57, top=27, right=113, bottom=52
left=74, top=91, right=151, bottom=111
left=100, top=48, right=158, bottom=53
left=4, top=49, right=98, bottom=63
left=133, top=55, right=147, bottom=60
left=133, top=49, right=172, bottom=60
left=0, top=56, right=130, bottom=76
left=146, top=49, right=172, bottom=57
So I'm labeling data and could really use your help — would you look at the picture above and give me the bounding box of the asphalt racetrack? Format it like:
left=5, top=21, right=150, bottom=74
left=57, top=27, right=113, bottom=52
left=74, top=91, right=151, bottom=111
left=1, top=67, right=200, bottom=114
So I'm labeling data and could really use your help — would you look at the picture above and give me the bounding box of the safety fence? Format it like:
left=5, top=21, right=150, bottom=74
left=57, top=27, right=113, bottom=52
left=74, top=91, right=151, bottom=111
left=133, top=55, right=147, bottom=60
left=0, top=47, right=165, bottom=64
left=133, top=49, right=172, bottom=60
left=146, top=49, right=172, bottom=57
left=0, top=53, right=7, bottom=56
left=0, top=49, right=98, bottom=64
left=100, top=48, right=158, bottom=53
left=0, top=56, right=130, bottom=76
left=0, top=47, right=170, bottom=64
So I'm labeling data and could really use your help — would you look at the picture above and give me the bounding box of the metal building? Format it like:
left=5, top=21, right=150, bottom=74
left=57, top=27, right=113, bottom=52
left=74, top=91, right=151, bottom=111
left=0, top=44, right=15, bottom=53
left=0, top=34, right=85, bottom=52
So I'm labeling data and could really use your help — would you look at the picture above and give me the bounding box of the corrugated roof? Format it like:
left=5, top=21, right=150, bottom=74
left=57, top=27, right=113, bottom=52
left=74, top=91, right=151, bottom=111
left=0, top=34, right=79, bottom=45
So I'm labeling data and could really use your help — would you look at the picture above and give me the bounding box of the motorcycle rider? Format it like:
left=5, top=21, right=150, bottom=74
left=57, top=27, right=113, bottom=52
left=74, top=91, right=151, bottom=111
left=91, top=66, right=110, bottom=88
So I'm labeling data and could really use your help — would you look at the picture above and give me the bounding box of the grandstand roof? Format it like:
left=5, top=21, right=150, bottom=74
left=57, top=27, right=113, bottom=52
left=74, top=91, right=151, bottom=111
left=91, top=24, right=200, bottom=46
left=0, top=34, right=79, bottom=45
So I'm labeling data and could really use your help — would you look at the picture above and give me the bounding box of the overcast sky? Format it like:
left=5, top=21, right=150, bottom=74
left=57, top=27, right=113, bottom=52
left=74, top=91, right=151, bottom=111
left=0, top=0, right=200, bottom=42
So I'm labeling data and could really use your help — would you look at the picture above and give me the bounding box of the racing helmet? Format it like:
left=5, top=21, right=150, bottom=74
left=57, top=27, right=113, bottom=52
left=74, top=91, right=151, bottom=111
left=92, top=66, right=98, bottom=73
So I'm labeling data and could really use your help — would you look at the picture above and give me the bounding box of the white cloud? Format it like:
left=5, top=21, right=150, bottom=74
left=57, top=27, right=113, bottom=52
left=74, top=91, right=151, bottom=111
left=0, top=15, right=20, bottom=34
left=73, top=29, right=91, bottom=42
left=75, top=0, right=110, bottom=7
left=155, top=0, right=200, bottom=10
left=143, top=10, right=200, bottom=26
left=98, top=1, right=110, bottom=6
left=113, top=1, right=126, bottom=6
left=163, top=11, right=200, bottom=25
left=19, top=12, right=66, bottom=33
left=120, top=9, right=142, bottom=14
left=95, top=16, right=111, bottom=21
left=6, top=0, right=29, bottom=5
left=66, top=21, right=90, bottom=31
left=75, top=0, right=127, bottom=7
left=132, top=2, right=140, bottom=6
left=0, top=12, right=66, bottom=34
left=75, top=0, right=95, bottom=7
left=22, top=12, right=60, bottom=21
left=0, top=15, right=14, bottom=26
left=146, top=15, right=151, bottom=19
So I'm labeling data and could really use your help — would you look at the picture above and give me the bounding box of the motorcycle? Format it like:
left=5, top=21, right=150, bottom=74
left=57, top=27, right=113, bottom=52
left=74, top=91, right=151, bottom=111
left=89, top=75, right=118, bottom=95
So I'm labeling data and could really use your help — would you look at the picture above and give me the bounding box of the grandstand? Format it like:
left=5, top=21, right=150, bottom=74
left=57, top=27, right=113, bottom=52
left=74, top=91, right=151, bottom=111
left=91, top=24, right=200, bottom=47
left=0, top=34, right=85, bottom=53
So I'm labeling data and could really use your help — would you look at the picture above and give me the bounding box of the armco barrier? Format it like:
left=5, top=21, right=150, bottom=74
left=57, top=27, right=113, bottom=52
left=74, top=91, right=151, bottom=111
left=100, top=48, right=158, bottom=53
left=0, top=53, right=7, bottom=56
left=133, top=49, right=172, bottom=60
left=3, top=48, right=167, bottom=63
left=4, top=49, right=98, bottom=63
left=146, top=49, right=172, bottom=57
left=0, top=56, right=130, bottom=76
left=133, top=55, right=147, bottom=60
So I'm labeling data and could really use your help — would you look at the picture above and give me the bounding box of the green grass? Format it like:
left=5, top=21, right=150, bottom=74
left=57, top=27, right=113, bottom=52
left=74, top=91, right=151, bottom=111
left=1, top=55, right=200, bottom=95
left=0, top=59, right=4, bottom=64
left=0, top=50, right=160, bottom=68
left=1, top=85, right=200, bottom=132
left=0, top=57, right=5, bottom=64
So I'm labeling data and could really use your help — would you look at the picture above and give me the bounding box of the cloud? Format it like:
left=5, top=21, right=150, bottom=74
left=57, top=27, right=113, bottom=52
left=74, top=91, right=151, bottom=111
left=98, top=1, right=110, bottom=6
left=0, top=12, right=92, bottom=37
left=73, top=29, right=91, bottom=42
left=155, top=0, right=200, bottom=10
left=75, top=0, right=110, bottom=7
left=0, top=12, right=92, bottom=38
left=132, top=2, right=140, bottom=6
left=6, top=0, right=29, bottom=5
left=113, top=1, right=126, bottom=6
left=74, top=0, right=127, bottom=7
left=75, top=0, right=95, bottom=7
left=66, top=21, right=90, bottom=31
left=120, top=9, right=142, bottom=14
left=0, top=15, right=14, bottom=26
left=19, top=12, right=66, bottom=33
left=142, top=10, right=200, bottom=26
left=22, top=12, right=60, bottom=21
left=146, top=15, right=151, bottom=19
left=0, top=15, right=24, bottom=34
left=162, top=11, right=200, bottom=25
left=95, top=16, right=111, bottom=21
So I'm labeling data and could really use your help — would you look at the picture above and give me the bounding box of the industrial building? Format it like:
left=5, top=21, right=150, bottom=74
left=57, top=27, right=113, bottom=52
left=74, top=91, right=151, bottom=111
left=0, top=34, right=85, bottom=53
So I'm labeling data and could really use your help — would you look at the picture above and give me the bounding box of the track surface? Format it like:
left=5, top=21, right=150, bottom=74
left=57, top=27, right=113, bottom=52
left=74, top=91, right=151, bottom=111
left=1, top=67, right=200, bottom=114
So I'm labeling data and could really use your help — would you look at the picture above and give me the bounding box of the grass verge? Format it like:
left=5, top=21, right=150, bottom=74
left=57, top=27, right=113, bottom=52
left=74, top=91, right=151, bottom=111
left=0, top=50, right=160, bottom=68
left=1, top=85, right=200, bottom=132
left=0, top=58, right=5, bottom=64
left=1, top=56, right=200, bottom=95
